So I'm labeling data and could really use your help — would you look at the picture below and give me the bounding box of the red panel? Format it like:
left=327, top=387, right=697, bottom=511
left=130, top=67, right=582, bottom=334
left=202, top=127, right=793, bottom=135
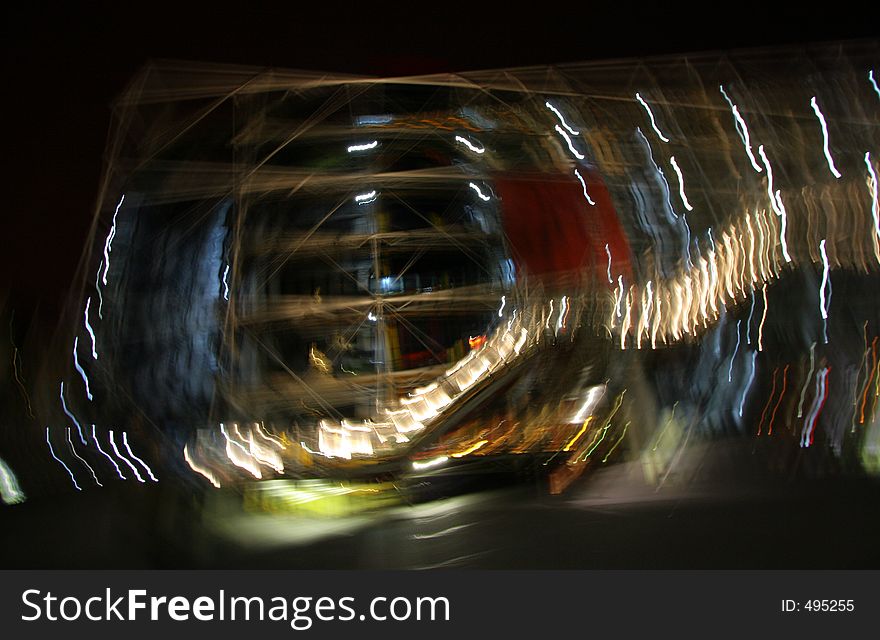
left=493, top=170, right=632, bottom=286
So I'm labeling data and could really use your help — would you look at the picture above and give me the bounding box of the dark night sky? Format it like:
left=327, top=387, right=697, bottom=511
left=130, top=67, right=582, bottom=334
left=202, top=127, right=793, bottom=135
left=2, top=1, right=874, bottom=324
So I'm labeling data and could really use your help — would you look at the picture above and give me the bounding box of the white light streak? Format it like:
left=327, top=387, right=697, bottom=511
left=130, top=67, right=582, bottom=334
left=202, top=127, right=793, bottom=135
left=122, top=432, right=158, bottom=482
left=866, top=152, right=879, bottom=260
left=554, top=125, right=584, bottom=159
left=545, top=101, right=579, bottom=135
left=669, top=156, right=694, bottom=211
left=183, top=444, right=221, bottom=488
left=719, top=85, right=762, bottom=172
left=84, top=297, right=98, bottom=359
left=60, top=381, right=86, bottom=445
left=635, top=92, right=670, bottom=142
left=454, top=135, right=485, bottom=154
left=92, top=425, right=125, bottom=480
left=0, top=456, right=26, bottom=504
left=498, top=295, right=506, bottom=318
left=68, top=427, right=102, bottom=487
left=819, top=239, right=830, bottom=344
left=739, top=351, right=758, bottom=418
left=347, top=140, right=378, bottom=152
left=72, top=337, right=93, bottom=401
left=728, top=319, right=741, bottom=383
left=870, top=70, right=880, bottom=100
left=758, top=283, right=768, bottom=352
left=222, top=264, right=230, bottom=301
left=412, top=456, right=448, bottom=471
left=757, top=145, right=792, bottom=263
left=810, top=97, right=842, bottom=179
left=355, top=190, right=378, bottom=204
left=605, top=243, right=613, bottom=283
left=110, top=430, right=144, bottom=482
left=47, top=427, right=81, bottom=491
left=101, top=194, right=125, bottom=285
left=574, top=169, right=596, bottom=205
left=468, top=182, right=491, bottom=201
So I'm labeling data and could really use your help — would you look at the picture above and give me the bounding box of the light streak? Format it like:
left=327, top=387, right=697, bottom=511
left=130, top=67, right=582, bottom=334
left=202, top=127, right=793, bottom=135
left=220, top=423, right=262, bottom=479
left=451, top=440, right=488, bottom=458
left=757, top=145, right=791, bottom=263
left=669, top=156, right=694, bottom=211
left=92, top=425, right=125, bottom=480
left=866, top=152, right=880, bottom=262
left=719, top=85, right=762, bottom=172
left=757, top=367, right=779, bottom=436
left=72, top=337, right=93, bottom=401
left=563, top=416, right=592, bottom=452
left=801, top=367, right=830, bottom=447
left=468, top=182, right=491, bottom=201
left=545, top=101, right=579, bottom=135
left=346, top=140, right=378, bottom=152
left=498, top=295, right=506, bottom=317
left=601, top=421, right=629, bottom=463
left=635, top=93, right=670, bottom=142
left=355, top=190, right=378, bottom=204
left=101, top=194, right=125, bottom=285
left=412, top=455, right=448, bottom=471
left=810, top=97, right=842, bottom=179
left=68, top=427, right=102, bottom=487
left=454, top=135, right=484, bottom=154
left=728, top=319, right=741, bottom=382
left=615, top=276, right=624, bottom=318
left=95, top=261, right=104, bottom=319
left=554, top=125, right=584, bottom=159
left=60, top=381, right=86, bottom=445
left=798, top=343, right=816, bottom=419
left=122, top=432, right=158, bottom=482
left=870, top=70, right=880, bottom=99
left=605, top=244, right=613, bottom=283
left=556, top=296, right=568, bottom=335
left=768, top=364, right=789, bottom=436
left=574, top=169, right=596, bottom=205
left=184, top=444, right=221, bottom=488
left=84, top=297, right=97, bottom=359
left=0, top=457, right=26, bottom=505
left=739, top=351, right=758, bottom=418
left=819, top=239, right=831, bottom=343
left=758, top=283, right=768, bottom=352
left=46, top=427, right=81, bottom=491
left=222, top=264, right=230, bottom=301
left=110, top=430, right=144, bottom=482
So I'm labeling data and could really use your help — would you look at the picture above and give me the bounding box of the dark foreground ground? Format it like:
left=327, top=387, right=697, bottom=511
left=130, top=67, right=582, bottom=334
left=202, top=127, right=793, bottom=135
left=3, top=442, right=879, bottom=569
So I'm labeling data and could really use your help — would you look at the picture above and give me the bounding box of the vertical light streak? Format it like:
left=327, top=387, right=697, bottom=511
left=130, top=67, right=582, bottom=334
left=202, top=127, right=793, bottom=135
left=635, top=93, right=670, bottom=142
left=605, top=244, right=613, bottom=283
left=819, top=239, right=831, bottom=344
left=92, top=425, right=125, bottom=480
left=222, top=264, right=230, bottom=301
left=810, top=97, right=842, bottom=179
left=719, top=85, right=762, bottom=172
left=757, top=146, right=792, bottom=263
left=574, top=169, right=596, bottom=205
left=768, top=364, right=789, bottom=435
left=615, top=276, right=624, bottom=318
left=46, top=427, right=81, bottom=491
left=122, top=432, right=158, bottom=482
left=110, top=430, right=144, bottom=482
left=498, top=295, right=506, bottom=318
left=554, top=125, right=585, bottom=159
left=95, top=262, right=104, bottom=319
left=801, top=367, right=830, bottom=447
left=758, top=283, right=768, bottom=352
left=60, top=381, right=86, bottom=445
left=84, top=297, right=97, bottom=359
left=101, top=194, right=125, bottom=285
left=797, top=343, right=817, bottom=419
left=556, top=296, right=568, bottom=336
left=865, top=152, right=880, bottom=263
left=545, top=101, right=579, bottom=135
left=870, top=70, right=880, bottom=99
left=72, top=337, right=93, bottom=401
left=739, top=351, right=758, bottom=418
left=67, top=427, right=102, bottom=487
left=669, top=156, right=694, bottom=211
left=728, top=319, right=742, bottom=383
